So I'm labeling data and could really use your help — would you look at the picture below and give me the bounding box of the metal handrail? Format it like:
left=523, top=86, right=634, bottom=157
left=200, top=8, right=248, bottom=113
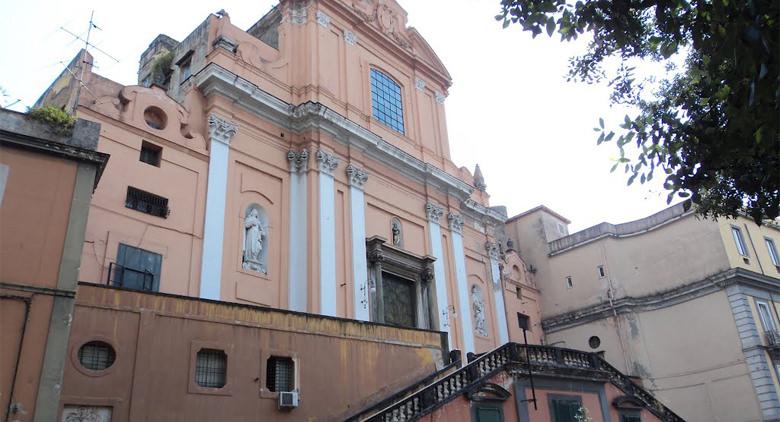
left=107, top=262, right=155, bottom=291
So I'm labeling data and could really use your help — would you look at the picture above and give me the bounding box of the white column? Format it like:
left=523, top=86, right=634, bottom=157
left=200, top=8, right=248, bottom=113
left=287, top=149, right=309, bottom=312
left=486, top=241, right=509, bottom=344
left=316, top=150, right=339, bottom=316
left=448, top=212, right=474, bottom=354
left=426, top=203, right=451, bottom=345
left=347, top=164, right=369, bottom=321
left=199, top=114, right=237, bottom=300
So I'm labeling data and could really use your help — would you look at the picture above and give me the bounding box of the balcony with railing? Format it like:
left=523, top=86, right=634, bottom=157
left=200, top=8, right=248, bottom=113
left=348, top=343, right=684, bottom=422
left=765, top=329, right=780, bottom=349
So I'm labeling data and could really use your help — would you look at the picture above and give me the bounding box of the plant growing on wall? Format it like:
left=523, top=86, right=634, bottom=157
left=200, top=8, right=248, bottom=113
left=574, top=405, right=593, bottom=422
left=150, top=50, right=174, bottom=86
left=27, top=105, right=75, bottom=135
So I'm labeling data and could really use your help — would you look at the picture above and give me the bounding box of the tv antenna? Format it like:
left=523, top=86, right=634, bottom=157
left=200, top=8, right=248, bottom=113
left=58, top=11, right=119, bottom=112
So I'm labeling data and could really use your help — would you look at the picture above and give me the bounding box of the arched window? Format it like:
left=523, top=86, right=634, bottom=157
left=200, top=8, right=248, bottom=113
left=370, top=68, right=405, bottom=134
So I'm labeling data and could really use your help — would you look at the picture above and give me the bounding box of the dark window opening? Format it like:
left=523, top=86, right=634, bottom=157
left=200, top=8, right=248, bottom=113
left=139, top=141, right=162, bottom=167
left=382, top=272, right=417, bottom=328
left=195, top=349, right=227, bottom=388
left=474, top=405, right=503, bottom=422
left=566, top=276, right=573, bottom=289
left=589, top=335, right=601, bottom=349
left=143, top=106, right=167, bottom=130
left=598, top=265, right=606, bottom=278
left=620, top=413, right=641, bottom=422
left=515, top=286, right=522, bottom=299
left=517, top=312, right=530, bottom=331
left=266, top=356, right=294, bottom=392
left=78, top=341, right=116, bottom=371
left=550, top=396, right=583, bottom=422
left=125, top=186, right=169, bottom=218
left=109, top=243, right=162, bottom=291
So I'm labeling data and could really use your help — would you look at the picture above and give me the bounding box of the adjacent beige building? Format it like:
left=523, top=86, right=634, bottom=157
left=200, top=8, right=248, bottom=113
left=506, top=202, right=780, bottom=422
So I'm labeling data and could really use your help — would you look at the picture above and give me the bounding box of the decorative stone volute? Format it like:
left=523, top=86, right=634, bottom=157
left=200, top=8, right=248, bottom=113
left=208, top=114, right=237, bottom=146
left=425, top=203, right=444, bottom=223
left=287, top=148, right=309, bottom=173
left=448, top=212, right=464, bottom=234
left=346, top=164, right=368, bottom=189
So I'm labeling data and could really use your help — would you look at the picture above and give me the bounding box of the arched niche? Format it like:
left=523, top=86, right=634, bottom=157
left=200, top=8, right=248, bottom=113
left=242, top=204, right=268, bottom=274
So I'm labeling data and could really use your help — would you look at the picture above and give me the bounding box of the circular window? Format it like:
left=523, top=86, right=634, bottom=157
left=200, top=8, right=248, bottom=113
left=143, top=106, right=167, bottom=130
left=588, top=336, right=601, bottom=349
left=78, top=341, right=116, bottom=371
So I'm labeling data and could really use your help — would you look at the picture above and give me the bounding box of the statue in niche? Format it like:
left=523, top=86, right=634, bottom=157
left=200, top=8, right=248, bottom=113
left=472, top=285, right=488, bottom=337
left=391, top=217, right=403, bottom=247
left=243, top=207, right=266, bottom=273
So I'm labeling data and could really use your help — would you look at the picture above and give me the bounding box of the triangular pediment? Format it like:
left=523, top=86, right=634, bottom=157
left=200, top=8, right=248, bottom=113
left=408, top=28, right=451, bottom=82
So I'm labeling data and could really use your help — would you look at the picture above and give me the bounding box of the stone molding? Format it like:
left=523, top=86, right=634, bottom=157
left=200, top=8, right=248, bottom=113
left=415, top=78, right=426, bottom=91
left=346, top=164, right=368, bottom=189
left=484, top=241, right=499, bottom=260
left=316, top=149, right=339, bottom=175
left=425, top=203, right=444, bottom=223
left=208, top=113, right=237, bottom=146
left=316, top=10, right=330, bottom=28
left=213, top=36, right=237, bottom=53
left=448, top=212, right=464, bottom=234
left=287, top=148, right=309, bottom=173
left=344, top=30, right=357, bottom=46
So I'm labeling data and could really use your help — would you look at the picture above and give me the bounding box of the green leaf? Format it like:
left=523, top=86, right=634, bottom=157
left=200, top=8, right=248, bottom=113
left=546, top=17, right=556, bottom=36
left=610, top=162, right=619, bottom=172
left=599, top=117, right=604, bottom=129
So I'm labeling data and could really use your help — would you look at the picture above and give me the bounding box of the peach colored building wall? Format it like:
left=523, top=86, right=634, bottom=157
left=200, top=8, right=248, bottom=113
left=35, top=0, right=513, bottom=356
left=61, top=284, right=448, bottom=421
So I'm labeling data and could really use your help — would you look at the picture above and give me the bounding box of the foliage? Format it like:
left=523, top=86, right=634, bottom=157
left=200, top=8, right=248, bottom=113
left=497, top=0, right=779, bottom=223
left=150, top=50, right=174, bottom=85
left=27, top=105, right=75, bottom=135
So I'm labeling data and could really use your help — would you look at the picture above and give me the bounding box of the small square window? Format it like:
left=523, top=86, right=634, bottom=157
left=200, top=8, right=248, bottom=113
left=195, top=349, right=227, bottom=388
left=139, top=141, right=162, bottom=167
left=517, top=312, right=530, bottom=331
left=266, top=356, right=295, bottom=392
left=597, top=265, right=606, bottom=278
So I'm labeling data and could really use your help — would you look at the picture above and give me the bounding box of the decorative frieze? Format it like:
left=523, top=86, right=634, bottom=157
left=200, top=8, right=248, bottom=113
left=344, top=30, right=357, bottom=46
left=287, top=148, right=309, bottom=173
left=415, top=78, right=426, bottom=91
left=316, top=10, right=330, bottom=28
left=448, top=212, right=464, bottom=234
left=425, top=202, right=444, bottom=223
left=315, top=150, right=339, bottom=175
left=208, top=114, right=237, bottom=146
left=346, top=164, right=368, bottom=189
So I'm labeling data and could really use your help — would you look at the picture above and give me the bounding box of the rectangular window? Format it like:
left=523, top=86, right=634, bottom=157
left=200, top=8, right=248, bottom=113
left=382, top=272, right=416, bottom=328
left=620, top=413, right=641, bottom=422
left=195, top=349, right=227, bottom=388
left=370, top=68, right=405, bottom=134
left=515, top=286, right=522, bottom=299
left=111, top=243, right=162, bottom=291
left=597, top=265, right=606, bottom=278
left=549, top=396, right=582, bottom=422
left=266, top=356, right=295, bottom=392
left=517, top=312, right=530, bottom=331
left=565, top=276, right=573, bottom=289
left=473, top=405, right=503, bottom=422
left=757, top=300, right=777, bottom=332
left=139, top=141, right=162, bottom=167
left=125, top=186, right=170, bottom=218
left=732, top=226, right=749, bottom=257
left=766, top=238, right=780, bottom=267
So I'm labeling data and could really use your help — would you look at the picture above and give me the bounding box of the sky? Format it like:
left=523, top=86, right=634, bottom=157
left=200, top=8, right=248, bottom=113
left=0, top=0, right=677, bottom=232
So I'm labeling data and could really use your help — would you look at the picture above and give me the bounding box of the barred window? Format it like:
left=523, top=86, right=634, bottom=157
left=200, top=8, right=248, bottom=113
left=266, top=356, right=294, bottom=392
left=195, top=349, right=227, bottom=389
left=78, top=341, right=116, bottom=371
left=125, top=186, right=169, bottom=218
left=139, top=141, right=162, bottom=167
left=370, top=68, right=405, bottom=134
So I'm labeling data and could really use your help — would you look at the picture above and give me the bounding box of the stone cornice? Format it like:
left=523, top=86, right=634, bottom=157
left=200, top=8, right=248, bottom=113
left=194, top=63, right=476, bottom=202
left=208, top=113, right=238, bottom=146
left=542, top=267, right=780, bottom=333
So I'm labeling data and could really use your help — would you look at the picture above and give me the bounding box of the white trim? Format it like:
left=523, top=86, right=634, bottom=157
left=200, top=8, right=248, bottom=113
left=427, top=220, right=451, bottom=344
left=319, top=169, right=337, bottom=316
left=287, top=152, right=308, bottom=312
left=489, top=257, right=509, bottom=344
left=350, top=185, right=369, bottom=321
left=451, top=231, right=474, bottom=353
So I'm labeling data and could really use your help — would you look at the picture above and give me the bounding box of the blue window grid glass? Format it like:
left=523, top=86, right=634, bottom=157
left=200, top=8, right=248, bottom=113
left=370, top=69, right=405, bottom=134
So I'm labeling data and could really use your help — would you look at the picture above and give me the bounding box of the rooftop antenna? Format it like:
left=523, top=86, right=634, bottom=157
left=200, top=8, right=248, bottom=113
left=58, top=11, right=119, bottom=113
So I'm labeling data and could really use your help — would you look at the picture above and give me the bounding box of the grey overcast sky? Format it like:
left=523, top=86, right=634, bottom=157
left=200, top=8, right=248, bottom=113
left=0, top=0, right=677, bottom=232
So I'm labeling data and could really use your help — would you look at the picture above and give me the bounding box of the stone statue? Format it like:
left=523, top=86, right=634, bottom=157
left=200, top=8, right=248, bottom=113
left=472, top=285, right=488, bottom=336
left=243, top=208, right=265, bottom=272
left=391, top=219, right=402, bottom=246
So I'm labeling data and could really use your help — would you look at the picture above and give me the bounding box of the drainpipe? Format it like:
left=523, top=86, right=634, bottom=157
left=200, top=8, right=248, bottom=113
left=2, top=295, right=31, bottom=422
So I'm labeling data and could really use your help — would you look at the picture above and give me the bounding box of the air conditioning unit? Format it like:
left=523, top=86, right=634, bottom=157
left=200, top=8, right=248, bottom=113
left=278, top=391, right=299, bottom=409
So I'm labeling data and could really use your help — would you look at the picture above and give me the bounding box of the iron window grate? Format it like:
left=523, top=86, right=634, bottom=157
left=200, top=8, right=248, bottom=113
left=78, top=341, right=116, bottom=371
left=195, top=349, right=227, bottom=388
left=125, top=186, right=170, bottom=218
left=266, top=356, right=294, bottom=392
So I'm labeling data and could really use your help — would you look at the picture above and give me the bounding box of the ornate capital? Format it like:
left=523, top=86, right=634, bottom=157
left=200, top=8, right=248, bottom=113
left=415, top=78, right=426, bottom=91
left=208, top=114, right=237, bottom=146
left=346, top=164, right=368, bottom=189
left=421, top=265, right=435, bottom=283
left=485, top=241, right=499, bottom=260
left=448, top=212, right=464, bottom=234
left=289, top=1, right=308, bottom=25
left=316, top=10, right=330, bottom=27
left=435, top=92, right=446, bottom=104
left=344, top=30, right=357, bottom=46
left=425, top=202, right=444, bottom=223
left=287, top=148, right=309, bottom=173
left=315, top=149, right=340, bottom=175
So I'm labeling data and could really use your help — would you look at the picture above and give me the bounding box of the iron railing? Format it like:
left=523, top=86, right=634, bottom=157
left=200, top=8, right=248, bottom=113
left=766, top=330, right=780, bottom=347
left=106, top=262, right=155, bottom=291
